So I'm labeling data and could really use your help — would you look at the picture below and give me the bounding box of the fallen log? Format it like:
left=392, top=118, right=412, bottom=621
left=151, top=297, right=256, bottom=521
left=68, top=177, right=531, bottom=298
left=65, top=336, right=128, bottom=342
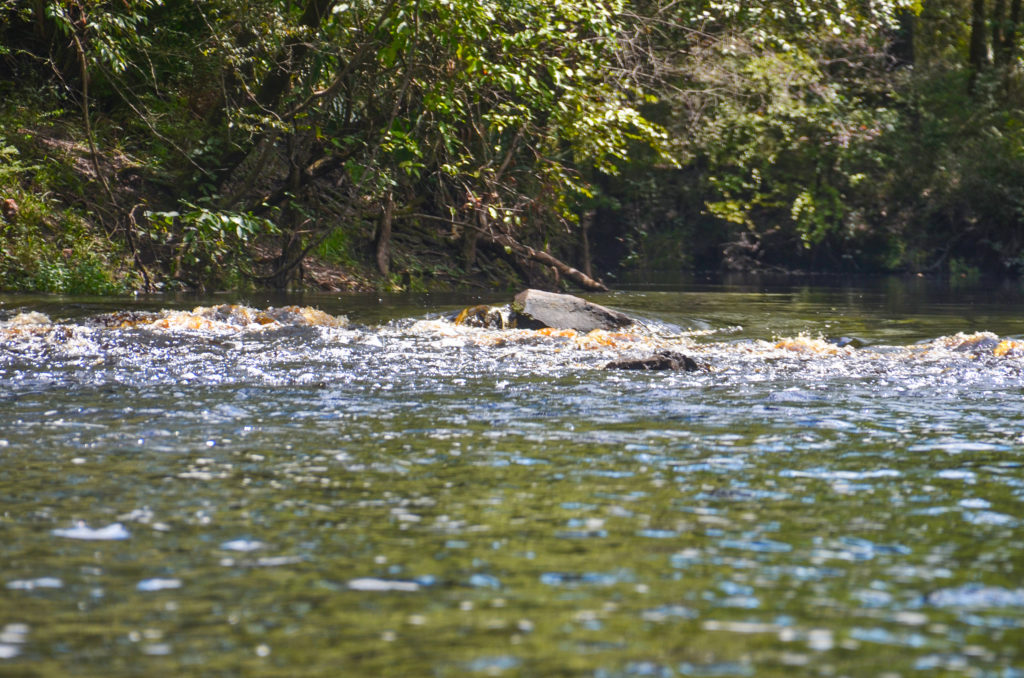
left=489, top=233, right=608, bottom=292
left=402, top=211, right=610, bottom=292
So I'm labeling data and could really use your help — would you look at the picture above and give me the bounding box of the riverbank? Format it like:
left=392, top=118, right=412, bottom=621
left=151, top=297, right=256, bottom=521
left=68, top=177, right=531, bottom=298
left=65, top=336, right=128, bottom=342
left=0, top=109, right=593, bottom=295
left=0, top=111, right=412, bottom=295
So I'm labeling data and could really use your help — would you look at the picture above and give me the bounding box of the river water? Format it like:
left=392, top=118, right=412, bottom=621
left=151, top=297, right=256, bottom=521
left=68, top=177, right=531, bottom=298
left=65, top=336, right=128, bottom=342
left=2, top=279, right=1024, bottom=677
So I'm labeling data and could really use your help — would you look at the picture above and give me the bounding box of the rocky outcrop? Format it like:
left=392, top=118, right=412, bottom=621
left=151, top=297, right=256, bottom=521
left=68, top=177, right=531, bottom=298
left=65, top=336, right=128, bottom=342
left=511, top=289, right=632, bottom=333
left=604, top=350, right=700, bottom=372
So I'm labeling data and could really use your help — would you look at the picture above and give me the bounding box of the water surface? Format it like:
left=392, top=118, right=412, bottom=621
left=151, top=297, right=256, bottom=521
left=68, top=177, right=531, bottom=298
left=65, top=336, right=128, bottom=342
left=2, top=280, right=1024, bottom=676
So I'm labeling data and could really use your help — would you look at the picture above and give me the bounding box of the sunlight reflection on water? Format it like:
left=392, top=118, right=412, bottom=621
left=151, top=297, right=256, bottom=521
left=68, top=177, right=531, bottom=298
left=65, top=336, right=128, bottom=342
left=1, top=287, right=1024, bottom=675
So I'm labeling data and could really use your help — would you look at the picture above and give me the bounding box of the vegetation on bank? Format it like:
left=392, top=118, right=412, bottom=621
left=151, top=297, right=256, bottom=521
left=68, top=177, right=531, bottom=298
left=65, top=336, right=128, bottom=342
left=1, top=0, right=1023, bottom=294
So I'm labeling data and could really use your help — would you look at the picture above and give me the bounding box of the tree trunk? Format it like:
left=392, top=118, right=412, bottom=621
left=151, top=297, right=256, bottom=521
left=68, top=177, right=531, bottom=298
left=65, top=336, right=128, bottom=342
left=580, top=210, right=594, bottom=279
left=890, top=10, right=916, bottom=66
left=969, top=0, right=989, bottom=91
left=31, top=0, right=49, bottom=41
left=994, top=0, right=1009, bottom=65
left=1006, top=0, right=1022, bottom=67
left=463, top=226, right=479, bottom=270
left=256, top=0, right=339, bottom=109
left=376, top=193, right=395, bottom=276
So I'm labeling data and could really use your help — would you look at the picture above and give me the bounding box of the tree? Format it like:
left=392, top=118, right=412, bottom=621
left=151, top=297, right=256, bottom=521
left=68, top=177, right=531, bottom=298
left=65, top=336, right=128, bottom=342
left=589, top=0, right=920, bottom=273
left=163, top=0, right=671, bottom=289
left=966, top=0, right=1023, bottom=88
left=1, top=0, right=669, bottom=290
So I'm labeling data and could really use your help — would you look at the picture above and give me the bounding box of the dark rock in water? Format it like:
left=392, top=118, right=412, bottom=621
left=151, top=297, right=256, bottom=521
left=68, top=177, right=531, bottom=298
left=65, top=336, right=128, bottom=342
left=605, top=350, right=699, bottom=372
left=512, top=289, right=632, bottom=332
left=86, top=310, right=161, bottom=328
left=951, top=335, right=1001, bottom=353
left=827, top=336, right=865, bottom=349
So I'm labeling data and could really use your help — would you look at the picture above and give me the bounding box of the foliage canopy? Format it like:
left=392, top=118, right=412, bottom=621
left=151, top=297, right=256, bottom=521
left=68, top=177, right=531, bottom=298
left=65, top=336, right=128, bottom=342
left=1, top=0, right=1024, bottom=291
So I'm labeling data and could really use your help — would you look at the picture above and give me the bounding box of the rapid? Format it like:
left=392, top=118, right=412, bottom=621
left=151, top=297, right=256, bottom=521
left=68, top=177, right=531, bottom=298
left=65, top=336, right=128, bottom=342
left=1, top=280, right=1023, bottom=677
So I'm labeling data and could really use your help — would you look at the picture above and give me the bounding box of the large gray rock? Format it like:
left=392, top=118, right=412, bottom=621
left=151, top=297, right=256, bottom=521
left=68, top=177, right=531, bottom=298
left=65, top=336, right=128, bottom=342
left=512, top=289, right=632, bottom=332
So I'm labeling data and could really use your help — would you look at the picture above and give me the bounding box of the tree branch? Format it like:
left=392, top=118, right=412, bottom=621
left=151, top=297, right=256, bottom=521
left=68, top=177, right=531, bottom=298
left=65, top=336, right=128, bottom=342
left=404, top=212, right=608, bottom=291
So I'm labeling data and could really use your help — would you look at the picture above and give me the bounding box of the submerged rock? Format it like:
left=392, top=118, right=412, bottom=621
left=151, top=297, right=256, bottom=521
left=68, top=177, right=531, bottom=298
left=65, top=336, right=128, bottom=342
left=512, top=289, right=632, bottom=332
left=827, top=336, right=865, bottom=349
left=256, top=305, right=347, bottom=327
left=605, top=350, right=699, bottom=372
left=87, top=310, right=162, bottom=328
left=940, top=332, right=1002, bottom=354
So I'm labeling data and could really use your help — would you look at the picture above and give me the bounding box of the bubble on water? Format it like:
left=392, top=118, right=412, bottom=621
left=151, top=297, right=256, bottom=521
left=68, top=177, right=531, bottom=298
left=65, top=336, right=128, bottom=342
left=718, top=581, right=753, bottom=596
left=254, top=556, right=304, bottom=567
left=137, top=578, right=182, bottom=592
left=852, top=589, right=893, bottom=608
left=850, top=626, right=919, bottom=647
left=962, top=510, right=1017, bottom=526
left=806, top=629, right=834, bottom=651
left=719, top=596, right=761, bottom=609
left=641, top=605, right=698, bottom=622
left=7, top=577, right=62, bottom=590
left=669, top=549, right=703, bottom=567
left=767, top=389, right=822, bottom=403
left=540, top=570, right=634, bottom=588
left=51, top=522, right=130, bottom=540
left=892, top=611, right=928, bottom=626
left=702, top=620, right=780, bottom=634
left=637, top=529, right=678, bottom=539
left=910, top=441, right=1007, bottom=454
left=928, top=584, right=1024, bottom=608
left=780, top=468, right=901, bottom=481
left=936, top=469, right=976, bottom=482
left=220, top=539, right=266, bottom=552
left=0, top=624, right=28, bottom=652
left=511, top=456, right=547, bottom=466
left=909, top=506, right=953, bottom=516
left=886, top=564, right=953, bottom=581
left=719, top=538, right=792, bottom=553
left=567, top=518, right=605, bottom=530
left=347, top=578, right=420, bottom=592
left=958, top=613, right=1024, bottom=629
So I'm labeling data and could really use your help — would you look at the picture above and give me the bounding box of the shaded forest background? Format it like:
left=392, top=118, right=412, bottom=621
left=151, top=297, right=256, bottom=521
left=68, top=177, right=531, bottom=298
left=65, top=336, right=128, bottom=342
left=1, top=0, right=1023, bottom=293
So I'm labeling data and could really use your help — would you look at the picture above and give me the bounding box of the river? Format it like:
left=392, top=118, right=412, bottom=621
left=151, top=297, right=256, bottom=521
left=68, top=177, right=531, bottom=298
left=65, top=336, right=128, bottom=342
left=2, top=278, right=1023, bottom=676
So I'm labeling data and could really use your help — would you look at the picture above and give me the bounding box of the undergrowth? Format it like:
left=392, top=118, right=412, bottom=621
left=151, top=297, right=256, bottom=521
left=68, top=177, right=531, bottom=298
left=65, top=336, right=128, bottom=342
left=0, top=102, right=135, bottom=294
